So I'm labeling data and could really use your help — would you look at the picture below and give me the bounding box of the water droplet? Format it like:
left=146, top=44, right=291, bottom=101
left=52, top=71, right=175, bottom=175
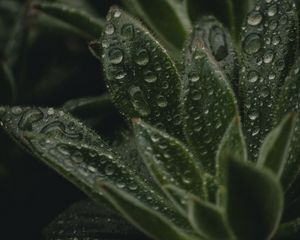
left=144, top=70, right=157, bottom=83
left=115, top=71, right=127, bottom=80
left=71, top=151, right=83, bottom=163
left=113, top=10, right=121, bottom=18
left=47, top=108, right=55, bottom=115
left=18, top=109, right=44, bottom=131
left=263, top=50, right=274, bottom=64
left=105, top=164, right=115, bottom=176
left=249, top=111, right=259, bottom=120
left=243, top=33, right=262, bottom=55
left=129, top=86, right=151, bottom=116
left=109, top=48, right=124, bottom=64
left=188, top=73, right=200, bottom=82
left=247, top=71, right=259, bottom=83
left=182, top=171, right=193, bottom=184
left=247, top=11, right=263, bottom=26
left=121, top=24, right=135, bottom=40
left=134, top=49, right=149, bottom=66
left=0, top=107, right=6, bottom=118
left=105, top=24, right=115, bottom=35
left=11, top=107, right=22, bottom=115
left=209, top=26, right=228, bottom=61
left=156, top=95, right=168, bottom=108
left=268, top=4, right=278, bottom=17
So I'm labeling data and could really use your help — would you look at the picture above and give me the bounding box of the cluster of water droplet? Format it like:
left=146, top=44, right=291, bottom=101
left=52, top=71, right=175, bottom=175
left=240, top=0, right=297, bottom=158
left=102, top=8, right=182, bottom=137
left=183, top=46, right=237, bottom=174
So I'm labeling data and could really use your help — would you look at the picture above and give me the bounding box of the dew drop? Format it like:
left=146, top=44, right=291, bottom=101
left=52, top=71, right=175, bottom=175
left=156, top=95, right=168, bottom=108
left=129, top=86, right=151, bottom=116
left=268, top=4, right=278, bottom=17
left=105, top=24, right=115, bottom=35
left=263, top=50, right=274, bottom=64
left=144, top=70, right=157, bottom=83
left=247, top=11, right=263, bottom=26
left=105, top=164, right=115, bottom=176
left=121, top=24, right=134, bottom=40
left=134, top=49, right=149, bottom=66
left=109, top=48, right=124, bottom=64
left=209, top=26, right=228, bottom=61
left=247, top=71, right=259, bottom=83
left=243, top=33, right=262, bottom=55
left=11, top=107, right=22, bottom=115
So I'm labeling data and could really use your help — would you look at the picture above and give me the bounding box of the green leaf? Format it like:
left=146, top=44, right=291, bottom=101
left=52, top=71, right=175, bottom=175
left=102, top=7, right=182, bottom=138
left=163, top=185, right=190, bottom=215
left=276, top=58, right=300, bottom=190
left=188, top=197, right=233, bottom=240
left=122, top=0, right=190, bottom=53
left=43, top=200, right=149, bottom=240
left=33, top=2, right=104, bottom=39
left=185, top=0, right=251, bottom=39
left=216, top=117, right=247, bottom=184
left=133, top=119, right=203, bottom=197
left=100, top=183, right=194, bottom=240
left=239, top=0, right=299, bottom=160
left=274, top=218, right=300, bottom=240
left=182, top=37, right=238, bottom=174
left=186, top=16, right=239, bottom=91
left=225, top=157, right=283, bottom=240
left=0, top=106, right=181, bottom=224
left=258, top=113, right=296, bottom=178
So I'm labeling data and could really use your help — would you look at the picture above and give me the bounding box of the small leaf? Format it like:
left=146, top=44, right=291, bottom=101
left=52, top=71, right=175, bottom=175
left=33, top=2, right=104, bottom=39
left=182, top=38, right=238, bottom=174
left=102, top=7, right=182, bottom=138
left=100, top=183, right=194, bottom=240
left=258, top=113, right=296, bottom=178
left=225, top=157, right=283, bottom=240
left=0, top=106, right=180, bottom=224
left=188, top=197, right=233, bottom=240
left=274, top=218, right=300, bottom=240
left=43, top=200, right=149, bottom=240
left=276, top=58, right=300, bottom=190
left=239, top=0, right=299, bottom=160
left=133, top=119, right=203, bottom=197
left=186, top=16, right=239, bottom=92
left=216, top=117, right=247, bottom=183
left=122, top=0, right=190, bottom=53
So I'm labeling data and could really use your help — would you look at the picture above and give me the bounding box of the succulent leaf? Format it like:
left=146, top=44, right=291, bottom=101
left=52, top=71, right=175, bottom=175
left=0, top=106, right=183, bottom=224
left=258, top=113, right=296, bottom=178
left=33, top=2, right=104, bottom=39
left=239, top=0, right=299, bottom=160
left=186, top=16, right=239, bottom=92
left=216, top=117, right=247, bottom=184
left=225, top=156, right=283, bottom=240
left=43, top=200, right=149, bottom=240
left=277, top=58, right=300, bottom=190
left=186, top=0, right=251, bottom=39
left=182, top=38, right=239, bottom=174
left=133, top=119, right=204, bottom=198
left=122, top=0, right=190, bottom=53
left=188, top=196, right=233, bottom=240
left=100, top=183, right=195, bottom=240
left=274, top=218, right=300, bottom=240
left=102, top=7, right=183, bottom=138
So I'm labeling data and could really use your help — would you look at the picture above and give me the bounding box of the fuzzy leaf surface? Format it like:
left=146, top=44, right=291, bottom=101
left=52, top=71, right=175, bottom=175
left=277, top=58, right=300, bottom=190
left=0, top=106, right=180, bottom=223
left=216, top=117, right=247, bottom=183
left=182, top=39, right=238, bottom=174
left=133, top=119, right=203, bottom=197
left=226, top=157, right=283, bottom=240
left=258, top=113, right=296, bottom=178
left=100, top=183, right=194, bottom=240
left=33, top=2, right=104, bottom=39
left=240, top=0, right=298, bottom=160
left=188, top=197, right=233, bottom=240
left=43, top=200, right=149, bottom=240
left=102, top=7, right=182, bottom=138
